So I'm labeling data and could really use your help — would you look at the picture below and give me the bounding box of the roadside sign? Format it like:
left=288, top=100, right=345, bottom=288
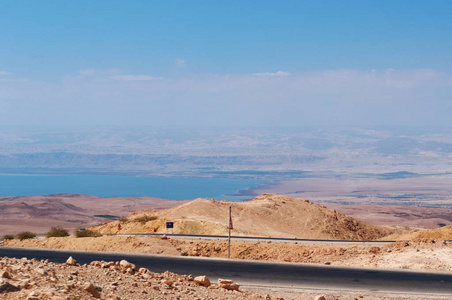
left=166, top=222, right=174, bottom=229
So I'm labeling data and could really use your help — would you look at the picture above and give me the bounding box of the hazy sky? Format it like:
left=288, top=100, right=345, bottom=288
left=0, top=1, right=451, bottom=127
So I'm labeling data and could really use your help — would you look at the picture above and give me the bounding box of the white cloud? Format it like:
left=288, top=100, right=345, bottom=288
left=110, top=75, right=162, bottom=81
left=0, top=71, right=11, bottom=76
left=252, top=71, right=290, bottom=77
left=174, top=58, right=186, bottom=68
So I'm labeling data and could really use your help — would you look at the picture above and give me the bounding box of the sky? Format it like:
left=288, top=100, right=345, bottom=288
left=0, top=1, right=451, bottom=127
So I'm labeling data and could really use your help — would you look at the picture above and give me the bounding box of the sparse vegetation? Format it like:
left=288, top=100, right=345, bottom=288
left=118, top=217, right=129, bottom=223
left=134, top=215, right=158, bottom=224
left=17, top=231, right=36, bottom=241
left=74, top=228, right=101, bottom=238
left=46, top=227, right=69, bottom=238
left=2, top=234, right=14, bottom=240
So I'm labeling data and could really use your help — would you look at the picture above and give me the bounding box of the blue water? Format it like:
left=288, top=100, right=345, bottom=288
left=0, top=174, right=267, bottom=201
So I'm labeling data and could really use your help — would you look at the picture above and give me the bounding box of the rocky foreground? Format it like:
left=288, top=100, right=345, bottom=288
left=2, top=254, right=451, bottom=300
left=0, top=256, right=282, bottom=300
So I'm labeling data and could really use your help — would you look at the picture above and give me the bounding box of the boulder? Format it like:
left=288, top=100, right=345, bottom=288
left=26, top=290, right=40, bottom=300
left=66, top=256, right=77, bottom=266
left=83, top=282, right=100, bottom=298
left=0, top=271, right=11, bottom=279
left=0, top=282, right=20, bottom=293
left=162, top=279, right=174, bottom=286
left=36, top=268, right=47, bottom=276
left=119, top=260, right=136, bottom=271
left=314, top=295, right=326, bottom=300
left=194, top=275, right=211, bottom=287
left=218, top=278, right=240, bottom=291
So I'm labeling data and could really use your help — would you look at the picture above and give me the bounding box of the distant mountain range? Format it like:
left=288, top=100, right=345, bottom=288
left=0, top=126, right=451, bottom=177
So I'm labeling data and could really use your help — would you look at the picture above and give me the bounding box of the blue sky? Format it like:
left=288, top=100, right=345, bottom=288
left=0, top=1, right=451, bottom=127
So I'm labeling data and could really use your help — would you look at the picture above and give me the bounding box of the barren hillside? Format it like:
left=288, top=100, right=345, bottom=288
left=94, top=194, right=391, bottom=240
left=0, top=194, right=187, bottom=235
left=386, top=224, right=452, bottom=240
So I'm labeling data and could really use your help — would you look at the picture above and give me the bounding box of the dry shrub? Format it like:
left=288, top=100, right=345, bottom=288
left=2, top=234, right=14, bottom=240
left=74, top=229, right=101, bottom=238
left=17, top=231, right=36, bottom=241
left=46, top=227, right=69, bottom=238
left=134, top=215, right=158, bottom=224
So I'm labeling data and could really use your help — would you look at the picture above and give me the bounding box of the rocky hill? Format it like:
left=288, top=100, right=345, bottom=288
left=94, top=194, right=391, bottom=240
left=387, top=224, right=452, bottom=240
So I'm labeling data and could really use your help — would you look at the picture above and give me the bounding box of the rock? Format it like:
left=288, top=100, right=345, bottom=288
left=139, top=267, right=149, bottom=274
left=161, top=235, right=168, bottom=240
left=218, top=278, right=240, bottom=291
left=90, top=261, right=101, bottom=267
left=119, top=260, right=136, bottom=271
left=83, top=282, right=101, bottom=298
left=66, top=256, right=77, bottom=266
left=27, top=290, right=40, bottom=300
left=0, top=282, right=20, bottom=293
left=19, top=279, right=31, bottom=289
left=36, top=268, right=48, bottom=276
left=125, top=267, right=134, bottom=275
left=194, top=275, right=211, bottom=287
left=162, top=279, right=174, bottom=286
left=314, top=295, right=326, bottom=300
left=0, top=271, right=11, bottom=279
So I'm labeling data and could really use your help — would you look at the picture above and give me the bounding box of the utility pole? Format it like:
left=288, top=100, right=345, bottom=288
left=228, top=206, right=232, bottom=259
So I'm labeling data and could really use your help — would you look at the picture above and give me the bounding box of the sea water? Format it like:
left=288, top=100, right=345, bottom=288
left=0, top=174, right=267, bottom=201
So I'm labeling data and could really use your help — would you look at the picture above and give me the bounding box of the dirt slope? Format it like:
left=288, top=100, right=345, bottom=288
left=94, top=194, right=391, bottom=240
left=320, top=202, right=452, bottom=229
left=387, top=224, right=452, bottom=240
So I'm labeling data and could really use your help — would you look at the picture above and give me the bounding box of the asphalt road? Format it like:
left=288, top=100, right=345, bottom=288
left=1, top=247, right=452, bottom=295
left=109, top=233, right=396, bottom=245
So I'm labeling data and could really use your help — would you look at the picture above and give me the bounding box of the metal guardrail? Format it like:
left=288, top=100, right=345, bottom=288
left=103, top=232, right=397, bottom=244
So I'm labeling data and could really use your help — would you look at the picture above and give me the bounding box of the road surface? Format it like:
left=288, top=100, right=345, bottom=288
left=1, top=247, right=452, bottom=295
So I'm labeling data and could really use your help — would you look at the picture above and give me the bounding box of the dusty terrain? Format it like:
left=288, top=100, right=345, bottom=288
left=93, top=194, right=391, bottom=240
left=0, top=194, right=188, bottom=235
